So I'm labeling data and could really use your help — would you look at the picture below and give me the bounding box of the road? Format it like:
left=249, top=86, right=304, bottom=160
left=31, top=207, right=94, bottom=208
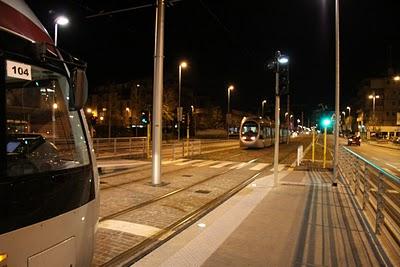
left=93, top=136, right=312, bottom=265
left=346, top=141, right=400, bottom=178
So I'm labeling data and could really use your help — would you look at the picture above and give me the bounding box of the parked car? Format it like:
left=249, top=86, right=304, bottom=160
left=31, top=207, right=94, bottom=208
left=347, top=135, right=361, bottom=146
left=393, top=137, right=400, bottom=144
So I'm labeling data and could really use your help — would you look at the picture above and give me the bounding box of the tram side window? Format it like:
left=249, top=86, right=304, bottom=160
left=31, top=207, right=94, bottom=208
left=5, top=65, right=90, bottom=177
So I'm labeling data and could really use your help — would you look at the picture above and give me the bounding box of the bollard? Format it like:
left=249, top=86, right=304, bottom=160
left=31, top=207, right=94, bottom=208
left=297, top=145, right=303, bottom=166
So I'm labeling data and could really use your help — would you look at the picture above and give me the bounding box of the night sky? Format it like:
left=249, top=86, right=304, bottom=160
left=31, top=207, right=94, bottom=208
left=26, top=0, right=400, bottom=116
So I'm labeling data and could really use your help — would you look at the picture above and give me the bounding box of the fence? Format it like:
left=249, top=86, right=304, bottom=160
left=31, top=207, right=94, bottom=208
left=93, top=137, right=147, bottom=159
left=92, top=138, right=239, bottom=160
left=338, top=146, right=400, bottom=264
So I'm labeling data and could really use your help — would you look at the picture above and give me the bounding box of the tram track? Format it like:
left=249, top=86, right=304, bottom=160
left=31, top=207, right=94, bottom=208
left=100, top=169, right=262, bottom=267
left=99, top=157, right=259, bottom=222
left=99, top=151, right=249, bottom=190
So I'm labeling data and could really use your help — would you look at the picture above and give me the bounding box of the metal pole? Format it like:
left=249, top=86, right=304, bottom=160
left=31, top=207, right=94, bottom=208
left=372, top=93, right=376, bottom=131
left=274, top=63, right=280, bottom=187
left=312, top=129, right=315, bottom=162
left=108, top=93, right=112, bottom=139
left=261, top=102, right=264, bottom=117
left=323, top=126, right=327, bottom=168
left=333, top=0, right=340, bottom=184
left=178, top=65, right=182, bottom=142
left=151, top=0, right=165, bottom=185
left=54, top=23, right=58, bottom=46
left=287, top=94, right=290, bottom=144
left=227, top=88, right=230, bottom=138
left=186, top=113, right=190, bottom=156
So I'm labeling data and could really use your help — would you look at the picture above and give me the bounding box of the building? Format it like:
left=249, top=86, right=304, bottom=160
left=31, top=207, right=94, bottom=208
left=355, top=74, right=400, bottom=138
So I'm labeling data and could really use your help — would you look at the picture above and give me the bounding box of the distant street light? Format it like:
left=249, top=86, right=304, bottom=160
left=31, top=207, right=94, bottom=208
left=346, top=106, right=351, bottom=116
left=54, top=16, right=69, bottom=46
left=393, top=75, right=400, bottom=81
left=227, top=85, right=234, bottom=137
left=261, top=99, right=267, bottom=117
left=368, top=92, right=380, bottom=132
left=177, top=61, right=188, bottom=142
left=86, top=108, right=92, bottom=114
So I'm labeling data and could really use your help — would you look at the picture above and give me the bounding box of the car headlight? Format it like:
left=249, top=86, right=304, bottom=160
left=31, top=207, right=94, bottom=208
left=250, top=136, right=256, bottom=140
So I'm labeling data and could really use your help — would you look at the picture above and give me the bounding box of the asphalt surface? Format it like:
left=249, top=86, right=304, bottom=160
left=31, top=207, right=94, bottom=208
left=346, top=141, right=400, bottom=178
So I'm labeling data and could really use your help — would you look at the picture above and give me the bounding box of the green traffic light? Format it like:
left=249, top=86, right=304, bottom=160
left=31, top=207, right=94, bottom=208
left=322, top=118, right=331, bottom=127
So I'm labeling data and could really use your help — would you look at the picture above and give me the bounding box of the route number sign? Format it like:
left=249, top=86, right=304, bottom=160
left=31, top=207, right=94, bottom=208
left=6, top=60, right=32, bottom=81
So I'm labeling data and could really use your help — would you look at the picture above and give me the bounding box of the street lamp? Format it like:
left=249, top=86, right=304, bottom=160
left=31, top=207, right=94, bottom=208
left=261, top=99, right=267, bottom=117
left=177, top=61, right=188, bottom=142
left=368, top=92, right=380, bottom=133
left=346, top=106, right=351, bottom=116
left=54, top=16, right=69, bottom=46
left=393, top=75, right=400, bottom=81
left=227, top=85, right=234, bottom=137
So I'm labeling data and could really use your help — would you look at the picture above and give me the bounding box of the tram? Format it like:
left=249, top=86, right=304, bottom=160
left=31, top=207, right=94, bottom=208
left=239, top=116, right=289, bottom=148
left=0, top=1, right=99, bottom=266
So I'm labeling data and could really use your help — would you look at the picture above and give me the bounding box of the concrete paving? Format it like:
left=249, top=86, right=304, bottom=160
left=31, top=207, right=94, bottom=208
left=135, top=167, right=387, bottom=267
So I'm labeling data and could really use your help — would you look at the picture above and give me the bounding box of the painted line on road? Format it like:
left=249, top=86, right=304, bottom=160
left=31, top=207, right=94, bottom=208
left=175, top=160, right=204, bottom=166
left=162, top=159, right=188, bottom=165
left=386, top=163, right=400, bottom=171
left=269, top=164, right=286, bottom=172
left=229, top=158, right=259, bottom=170
left=229, top=162, right=247, bottom=169
left=99, top=219, right=161, bottom=238
left=372, top=157, right=380, bottom=161
left=193, top=160, right=217, bottom=167
left=210, top=161, right=235, bottom=168
left=383, top=168, right=399, bottom=178
left=249, top=163, right=270, bottom=171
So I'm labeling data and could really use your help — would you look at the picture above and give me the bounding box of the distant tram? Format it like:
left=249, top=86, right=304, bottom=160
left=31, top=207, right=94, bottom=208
left=0, top=1, right=99, bottom=266
left=239, top=116, right=289, bottom=148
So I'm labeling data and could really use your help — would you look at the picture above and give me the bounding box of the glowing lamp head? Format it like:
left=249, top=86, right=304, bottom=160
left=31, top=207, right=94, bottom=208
left=55, top=16, right=69, bottom=26
left=228, top=85, right=234, bottom=91
left=393, top=75, right=400, bottom=81
left=278, top=56, right=289, bottom=64
left=180, top=61, right=188, bottom=68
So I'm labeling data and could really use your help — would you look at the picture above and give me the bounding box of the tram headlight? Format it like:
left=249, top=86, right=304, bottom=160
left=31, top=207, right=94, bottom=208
left=250, top=136, right=256, bottom=141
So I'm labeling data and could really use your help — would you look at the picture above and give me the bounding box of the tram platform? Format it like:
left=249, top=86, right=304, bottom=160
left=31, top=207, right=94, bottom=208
left=134, top=167, right=387, bottom=267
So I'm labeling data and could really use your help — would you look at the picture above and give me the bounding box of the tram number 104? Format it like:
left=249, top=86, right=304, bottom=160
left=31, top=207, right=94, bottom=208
left=6, top=60, right=32, bottom=81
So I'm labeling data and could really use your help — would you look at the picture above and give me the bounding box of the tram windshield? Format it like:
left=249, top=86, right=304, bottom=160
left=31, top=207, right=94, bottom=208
left=242, top=121, right=258, bottom=136
left=5, top=63, right=90, bottom=177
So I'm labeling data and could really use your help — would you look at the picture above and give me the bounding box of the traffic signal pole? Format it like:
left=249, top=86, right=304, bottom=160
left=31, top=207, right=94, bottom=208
left=151, top=0, right=165, bottom=186
left=323, top=126, right=327, bottom=168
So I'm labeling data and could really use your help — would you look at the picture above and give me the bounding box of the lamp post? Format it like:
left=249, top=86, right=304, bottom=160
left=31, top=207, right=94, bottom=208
left=261, top=99, right=267, bottom=117
left=177, top=61, right=187, bottom=142
left=54, top=16, right=69, bottom=46
left=272, top=51, right=289, bottom=187
left=333, top=0, right=340, bottom=186
left=227, top=85, right=234, bottom=137
left=368, top=92, right=380, bottom=133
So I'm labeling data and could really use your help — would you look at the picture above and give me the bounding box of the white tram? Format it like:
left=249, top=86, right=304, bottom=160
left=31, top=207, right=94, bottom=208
left=239, top=116, right=289, bottom=148
left=0, top=1, right=99, bottom=266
